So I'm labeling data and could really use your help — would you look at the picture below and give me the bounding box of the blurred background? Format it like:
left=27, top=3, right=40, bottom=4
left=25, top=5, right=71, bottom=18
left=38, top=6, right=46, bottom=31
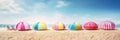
left=0, top=0, right=120, bottom=28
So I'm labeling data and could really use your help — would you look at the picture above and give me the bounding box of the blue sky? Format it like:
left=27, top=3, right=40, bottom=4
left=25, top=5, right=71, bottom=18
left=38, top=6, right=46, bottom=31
left=0, top=0, right=120, bottom=24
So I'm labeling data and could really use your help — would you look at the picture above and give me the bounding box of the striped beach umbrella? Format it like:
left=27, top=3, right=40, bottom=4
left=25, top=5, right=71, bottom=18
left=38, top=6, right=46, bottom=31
left=84, top=21, right=98, bottom=30
left=99, top=21, right=115, bottom=30
left=52, top=22, right=65, bottom=30
left=33, top=22, right=47, bottom=30
left=68, top=22, right=82, bottom=30
left=16, top=22, right=30, bottom=31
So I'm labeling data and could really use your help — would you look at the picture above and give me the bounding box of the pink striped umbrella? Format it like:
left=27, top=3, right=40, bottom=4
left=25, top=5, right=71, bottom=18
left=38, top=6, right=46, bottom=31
left=16, top=22, right=30, bottom=31
left=99, top=21, right=115, bottom=30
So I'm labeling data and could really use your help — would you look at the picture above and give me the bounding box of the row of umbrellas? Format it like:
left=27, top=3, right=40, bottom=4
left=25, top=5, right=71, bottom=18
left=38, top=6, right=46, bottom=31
left=7, top=21, right=115, bottom=31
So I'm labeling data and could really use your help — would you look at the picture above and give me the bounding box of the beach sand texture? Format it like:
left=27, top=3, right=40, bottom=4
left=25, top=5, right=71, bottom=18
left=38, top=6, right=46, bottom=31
left=0, top=29, right=120, bottom=40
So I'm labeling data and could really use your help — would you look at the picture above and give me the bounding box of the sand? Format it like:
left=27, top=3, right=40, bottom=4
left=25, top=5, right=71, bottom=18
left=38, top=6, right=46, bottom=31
left=0, top=29, right=120, bottom=40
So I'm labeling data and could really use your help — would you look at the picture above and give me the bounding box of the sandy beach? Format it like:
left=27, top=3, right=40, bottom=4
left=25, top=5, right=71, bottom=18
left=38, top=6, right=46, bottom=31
left=0, top=29, right=120, bottom=40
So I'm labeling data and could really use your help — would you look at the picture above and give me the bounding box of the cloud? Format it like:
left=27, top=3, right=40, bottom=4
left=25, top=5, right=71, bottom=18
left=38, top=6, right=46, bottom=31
left=0, top=13, right=120, bottom=25
left=19, top=13, right=66, bottom=24
left=0, top=0, right=69, bottom=14
left=30, top=2, right=48, bottom=13
left=2, top=12, right=72, bottom=24
left=56, top=0, right=68, bottom=8
left=0, top=0, right=24, bottom=14
left=74, top=14, right=120, bottom=24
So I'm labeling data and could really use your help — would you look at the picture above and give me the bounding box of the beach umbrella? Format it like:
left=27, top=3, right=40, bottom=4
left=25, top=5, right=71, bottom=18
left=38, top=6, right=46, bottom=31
left=16, top=22, right=30, bottom=31
left=84, top=21, right=98, bottom=30
left=52, top=22, right=65, bottom=30
left=68, top=22, right=82, bottom=30
left=7, top=25, right=16, bottom=30
left=99, top=21, right=115, bottom=30
left=33, top=22, right=47, bottom=30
